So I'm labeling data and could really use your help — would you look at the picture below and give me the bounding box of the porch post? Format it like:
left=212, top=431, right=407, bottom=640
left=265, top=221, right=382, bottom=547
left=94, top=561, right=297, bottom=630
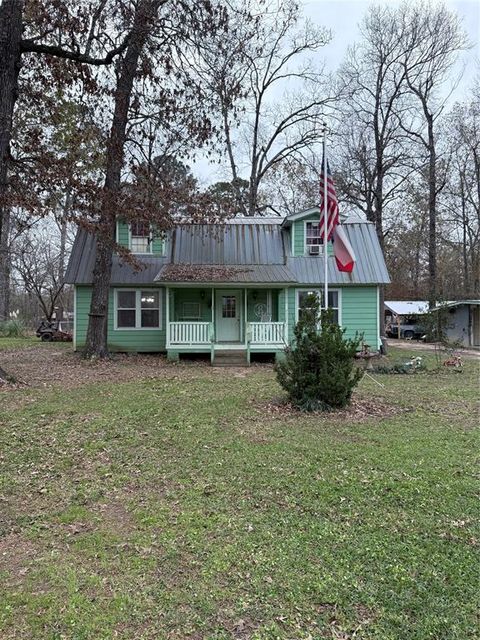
left=211, top=287, right=215, bottom=363
left=244, top=288, right=248, bottom=346
left=165, top=286, right=170, bottom=348
left=284, top=287, right=289, bottom=344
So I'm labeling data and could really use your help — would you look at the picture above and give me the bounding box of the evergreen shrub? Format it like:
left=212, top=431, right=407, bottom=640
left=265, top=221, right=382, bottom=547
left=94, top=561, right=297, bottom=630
left=275, top=295, right=363, bottom=411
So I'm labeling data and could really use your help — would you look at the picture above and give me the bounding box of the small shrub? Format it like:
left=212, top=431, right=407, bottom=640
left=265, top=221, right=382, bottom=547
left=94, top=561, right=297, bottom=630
left=0, top=317, right=27, bottom=338
left=372, top=357, right=427, bottom=375
left=275, top=296, right=363, bottom=411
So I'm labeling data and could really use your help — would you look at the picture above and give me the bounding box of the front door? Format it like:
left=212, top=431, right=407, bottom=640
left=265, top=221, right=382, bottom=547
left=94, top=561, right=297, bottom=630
left=215, top=290, right=241, bottom=342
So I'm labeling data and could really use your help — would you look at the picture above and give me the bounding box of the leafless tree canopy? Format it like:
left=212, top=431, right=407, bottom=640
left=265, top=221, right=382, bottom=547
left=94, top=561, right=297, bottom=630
left=0, top=0, right=477, bottom=361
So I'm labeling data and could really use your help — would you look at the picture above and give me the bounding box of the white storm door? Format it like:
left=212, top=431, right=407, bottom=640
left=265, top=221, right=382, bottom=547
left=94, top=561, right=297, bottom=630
left=215, top=290, right=241, bottom=342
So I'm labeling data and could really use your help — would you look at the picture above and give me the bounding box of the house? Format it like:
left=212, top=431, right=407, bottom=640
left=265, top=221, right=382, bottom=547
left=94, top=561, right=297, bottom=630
left=384, top=299, right=480, bottom=347
left=431, top=300, right=480, bottom=348
left=65, top=207, right=390, bottom=364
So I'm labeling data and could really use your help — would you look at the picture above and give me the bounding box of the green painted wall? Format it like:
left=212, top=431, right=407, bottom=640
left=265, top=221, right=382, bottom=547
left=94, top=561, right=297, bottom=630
left=117, top=222, right=129, bottom=248
left=171, top=288, right=212, bottom=322
left=278, top=289, right=286, bottom=323
left=342, top=286, right=379, bottom=349
left=292, top=217, right=333, bottom=256
left=246, top=289, right=278, bottom=322
left=116, top=221, right=165, bottom=255
left=75, top=286, right=166, bottom=352
left=286, top=285, right=379, bottom=348
left=75, top=285, right=379, bottom=353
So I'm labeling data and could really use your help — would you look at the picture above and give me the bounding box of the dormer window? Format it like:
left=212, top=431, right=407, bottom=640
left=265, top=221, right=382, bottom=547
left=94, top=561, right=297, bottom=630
left=305, top=222, right=324, bottom=255
left=130, top=221, right=152, bottom=253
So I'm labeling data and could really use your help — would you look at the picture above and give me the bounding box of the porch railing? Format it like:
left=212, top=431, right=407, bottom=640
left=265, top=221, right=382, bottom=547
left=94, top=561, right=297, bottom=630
left=247, top=322, right=286, bottom=345
left=168, top=321, right=213, bottom=346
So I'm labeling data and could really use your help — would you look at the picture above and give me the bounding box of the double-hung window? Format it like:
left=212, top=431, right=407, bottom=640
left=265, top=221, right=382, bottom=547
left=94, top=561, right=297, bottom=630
left=116, top=290, right=161, bottom=329
left=297, top=289, right=340, bottom=325
left=305, top=222, right=323, bottom=253
left=130, top=221, right=152, bottom=253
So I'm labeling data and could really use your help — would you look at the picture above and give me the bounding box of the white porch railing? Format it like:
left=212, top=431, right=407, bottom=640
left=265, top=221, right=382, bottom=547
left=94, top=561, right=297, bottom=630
left=168, top=321, right=213, bottom=346
left=247, top=322, right=286, bottom=345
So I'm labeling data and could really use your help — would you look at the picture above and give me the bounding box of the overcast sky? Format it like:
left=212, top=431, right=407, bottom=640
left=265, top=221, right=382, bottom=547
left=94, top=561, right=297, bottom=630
left=304, top=0, right=479, bottom=87
left=193, top=0, right=479, bottom=185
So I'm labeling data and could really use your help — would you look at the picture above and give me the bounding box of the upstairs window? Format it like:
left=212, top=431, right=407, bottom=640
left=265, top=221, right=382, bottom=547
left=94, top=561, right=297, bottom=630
left=130, top=221, right=152, bottom=253
left=305, top=222, right=324, bottom=255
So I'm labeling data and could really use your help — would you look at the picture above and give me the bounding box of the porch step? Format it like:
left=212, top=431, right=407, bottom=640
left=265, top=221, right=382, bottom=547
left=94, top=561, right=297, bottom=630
left=213, top=350, right=249, bottom=366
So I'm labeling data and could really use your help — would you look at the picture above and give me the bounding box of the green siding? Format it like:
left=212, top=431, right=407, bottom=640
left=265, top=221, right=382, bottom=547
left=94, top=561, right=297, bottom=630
left=246, top=289, right=278, bottom=322
left=278, top=289, right=286, bottom=323
left=341, top=286, right=379, bottom=349
left=75, top=286, right=166, bottom=352
left=171, top=288, right=212, bottom=322
left=292, top=217, right=333, bottom=256
left=74, top=285, right=380, bottom=354
left=285, top=285, right=379, bottom=349
left=116, top=221, right=165, bottom=255
left=287, top=289, right=296, bottom=342
left=117, top=221, right=130, bottom=248
left=152, top=234, right=164, bottom=254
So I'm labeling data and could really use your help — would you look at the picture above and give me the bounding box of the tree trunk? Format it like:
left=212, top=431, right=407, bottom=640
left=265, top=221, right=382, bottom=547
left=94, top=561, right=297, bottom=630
left=0, top=0, right=23, bottom=321
left=56, top=189, right=70, bottom=323
left=426, top=116, right=436, bottom=305
left=84, top=0, right=162, bottom=357
left=460, top=174, right=469, bottom=295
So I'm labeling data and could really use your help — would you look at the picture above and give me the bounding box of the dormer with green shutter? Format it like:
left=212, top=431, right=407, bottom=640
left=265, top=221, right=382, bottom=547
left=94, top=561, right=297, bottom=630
left=116, top=220, right=166, bottom=255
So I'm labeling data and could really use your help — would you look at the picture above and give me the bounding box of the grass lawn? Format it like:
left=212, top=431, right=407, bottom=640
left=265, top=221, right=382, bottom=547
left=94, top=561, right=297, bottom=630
left=0, top=336, right=40, bottom=350
left=0, top=346, right=478, bottom=639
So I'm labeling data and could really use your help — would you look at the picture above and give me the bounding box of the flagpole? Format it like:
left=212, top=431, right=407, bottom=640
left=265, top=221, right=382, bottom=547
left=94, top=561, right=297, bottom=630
left=323, top=124, right=328, bottom=311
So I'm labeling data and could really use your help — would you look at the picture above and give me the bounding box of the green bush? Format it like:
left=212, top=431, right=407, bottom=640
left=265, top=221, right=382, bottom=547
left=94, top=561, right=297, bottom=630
left=0, top=317, right=27, bottom=338
left=275, top=295, right=363, bottom=411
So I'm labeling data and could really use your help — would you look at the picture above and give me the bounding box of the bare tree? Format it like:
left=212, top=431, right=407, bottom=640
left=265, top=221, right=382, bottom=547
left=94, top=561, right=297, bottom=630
left=198, top=0, right=334, bottom=216
left=84, top=0, right=230, bottom=357
left=11, top=218, right=73, bottom=322
left=398, top=1, right=467, bottom=303
left=442, top=84, right=480, bottom=297
left=0, top=0, right=131, bottom=323
left=335, top=4, right=417, bottom=250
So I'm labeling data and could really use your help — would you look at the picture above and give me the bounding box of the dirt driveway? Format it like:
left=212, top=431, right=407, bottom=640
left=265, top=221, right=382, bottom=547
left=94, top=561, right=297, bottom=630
left=390, top=339, right=480, bottom=358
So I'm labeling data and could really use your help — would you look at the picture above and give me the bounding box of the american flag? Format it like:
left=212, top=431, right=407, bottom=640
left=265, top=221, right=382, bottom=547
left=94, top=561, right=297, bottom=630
left=319, top=155, right=339, bottom=242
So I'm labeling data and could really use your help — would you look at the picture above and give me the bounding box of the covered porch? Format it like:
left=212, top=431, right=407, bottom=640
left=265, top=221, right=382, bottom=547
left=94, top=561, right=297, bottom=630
left=165, top=286, right=288, bottom=361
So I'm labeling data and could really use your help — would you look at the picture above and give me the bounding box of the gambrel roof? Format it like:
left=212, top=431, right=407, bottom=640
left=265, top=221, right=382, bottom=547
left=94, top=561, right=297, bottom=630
left=66, top=214, right=390, bottom=286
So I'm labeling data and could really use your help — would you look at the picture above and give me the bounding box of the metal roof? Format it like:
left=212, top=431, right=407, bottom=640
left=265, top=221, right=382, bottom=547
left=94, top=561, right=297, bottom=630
left=287, top=223, right=390, bottom=285
left=171, top=224, right=285, bottom=265
left=384, top=301, right=429, bottom=315
left=431, top=299, right=480, bottom=311
left=64, top=231, right=169, bottom=285
left=65, top=219, right=389, bottom=286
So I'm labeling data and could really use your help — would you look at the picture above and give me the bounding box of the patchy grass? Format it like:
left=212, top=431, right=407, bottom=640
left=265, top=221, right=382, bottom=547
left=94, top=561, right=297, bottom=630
left=0, top=345, right=478, bottom=639
left=0, top=336, right=40, bottom=350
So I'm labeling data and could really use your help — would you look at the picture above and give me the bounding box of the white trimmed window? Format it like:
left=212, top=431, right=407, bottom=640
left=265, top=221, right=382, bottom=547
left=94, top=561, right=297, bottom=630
left=130, top=221, right=152, bottom=253
left=116, top=290, right=161, bottom=329
left=305, top=222, right=324, bottom=254
left=297, top=289, right=340, bottom=325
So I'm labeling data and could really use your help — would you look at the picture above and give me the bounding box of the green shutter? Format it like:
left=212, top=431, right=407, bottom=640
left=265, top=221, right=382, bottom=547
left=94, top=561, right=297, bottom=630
left=117, top=221, right=130, bottom=248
